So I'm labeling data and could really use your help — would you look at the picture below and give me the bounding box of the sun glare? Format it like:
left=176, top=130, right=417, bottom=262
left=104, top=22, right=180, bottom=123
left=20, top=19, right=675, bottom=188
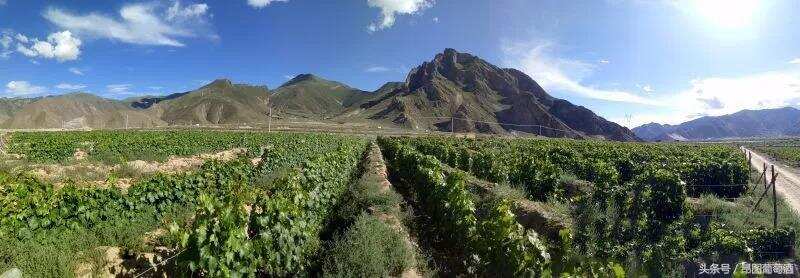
left=693, top=0, right=760, bottom=29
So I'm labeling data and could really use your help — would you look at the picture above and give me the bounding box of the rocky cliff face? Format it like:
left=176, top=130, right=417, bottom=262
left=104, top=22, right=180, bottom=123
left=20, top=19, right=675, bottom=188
left=348, top=48, right=639, bottom=141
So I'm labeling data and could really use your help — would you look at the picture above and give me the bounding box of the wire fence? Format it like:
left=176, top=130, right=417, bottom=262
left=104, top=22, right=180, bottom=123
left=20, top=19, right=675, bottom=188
left=133, top=249, right=185, bottom=278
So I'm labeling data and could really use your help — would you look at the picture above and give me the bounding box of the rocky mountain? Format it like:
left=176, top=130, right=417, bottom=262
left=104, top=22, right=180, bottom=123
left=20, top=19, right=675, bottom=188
left=152, top=79, right=270, bottom=125
left=0, top=49, right=640, bottom=141
left=270, top=74, right=370, bottom=119
left=338, top=49, right=639, bottom=141
left=633, top=107, right=800, bottom=141
left=2, top=93, right=164, bottom=129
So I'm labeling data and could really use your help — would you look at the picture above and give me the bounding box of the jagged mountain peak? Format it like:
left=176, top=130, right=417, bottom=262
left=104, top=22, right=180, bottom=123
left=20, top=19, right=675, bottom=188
left=346, top=48, right=639, bottom=141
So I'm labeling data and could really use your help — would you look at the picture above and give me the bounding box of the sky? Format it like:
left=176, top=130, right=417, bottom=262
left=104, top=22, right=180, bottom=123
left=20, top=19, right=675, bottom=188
left=1, top=0, right=799, bottom=127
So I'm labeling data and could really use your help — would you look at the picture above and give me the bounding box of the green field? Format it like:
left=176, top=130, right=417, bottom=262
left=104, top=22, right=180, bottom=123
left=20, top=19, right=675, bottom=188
left=0, top=131, right=796, bottom=277
left=750, top=140, right=800, bottom=167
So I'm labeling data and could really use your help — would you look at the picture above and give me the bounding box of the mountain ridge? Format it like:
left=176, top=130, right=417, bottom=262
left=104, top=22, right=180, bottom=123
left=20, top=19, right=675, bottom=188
left=633, top=107, right=800, bottom=141
left=0, top=49, right=639, bottom=141
left=337, top=48, right=639, bottom=141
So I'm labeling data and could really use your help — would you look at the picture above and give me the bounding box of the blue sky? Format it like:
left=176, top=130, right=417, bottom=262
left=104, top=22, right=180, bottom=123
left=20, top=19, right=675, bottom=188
left=1, top=0, right=799, bottom=127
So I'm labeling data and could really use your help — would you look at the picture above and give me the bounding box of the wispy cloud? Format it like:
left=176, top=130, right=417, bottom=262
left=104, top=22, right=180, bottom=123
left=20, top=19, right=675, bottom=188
left=637, top=84, right=654, bottom=93
left=599, top=59, right=610, bottom=64
left=107, top=84, right=133, bottom=94
left=501, top=39, right=660, bottom=106
left=69, top=67, right=84, bottom=75
left=247, top=0, right=288, bottom=8
left=367, top=0, right=433, bottom=32
left=44, top=1, right=215, bottom=47
left=790, top=58, right=800, bottom=65
left=56, top=83, right=87, bottom=90
left=365, top=66, right=391, bottom=73
left=5, top=81, right=47, bottom=96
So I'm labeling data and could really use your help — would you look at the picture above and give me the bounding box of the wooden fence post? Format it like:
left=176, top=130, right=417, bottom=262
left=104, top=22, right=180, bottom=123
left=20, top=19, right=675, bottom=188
left=773, top=165, right=778, bottom=228
left=764, top=162, right=768, bottom=190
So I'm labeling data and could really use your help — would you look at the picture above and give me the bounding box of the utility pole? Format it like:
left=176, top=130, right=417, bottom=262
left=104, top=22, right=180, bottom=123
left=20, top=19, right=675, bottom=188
left=268, top=106, right=272, bottom=133
left=125, top=114, right=129, bottom=130
left=450, top=102, right=456, bottom=136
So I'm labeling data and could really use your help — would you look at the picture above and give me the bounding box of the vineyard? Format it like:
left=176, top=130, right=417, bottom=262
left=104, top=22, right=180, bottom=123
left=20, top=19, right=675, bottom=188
left=0, top=131, right=798, bottom=277
left=750, top=139, right=800, bottom=167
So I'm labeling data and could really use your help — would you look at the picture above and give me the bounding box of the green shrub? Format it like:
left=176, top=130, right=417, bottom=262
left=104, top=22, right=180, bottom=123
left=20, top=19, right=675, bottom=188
left=322, top=213, right=414, bottom=277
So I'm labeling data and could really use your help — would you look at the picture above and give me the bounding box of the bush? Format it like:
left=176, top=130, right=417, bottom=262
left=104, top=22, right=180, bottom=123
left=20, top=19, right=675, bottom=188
left=322, top=213, right=414, bottom=277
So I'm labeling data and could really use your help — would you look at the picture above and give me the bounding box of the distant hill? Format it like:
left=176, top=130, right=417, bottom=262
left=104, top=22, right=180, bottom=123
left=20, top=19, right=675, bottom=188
left=2, top=93, right=164, bottom=129
left=337, top=48, right=639, bottom=141
left=633, top=107, right=800, bottom=141
left=153, top=79, right=270, bottom=125
left=270, top=74, right=370, bottom=119
left=128, top=92, right=191, bottom=109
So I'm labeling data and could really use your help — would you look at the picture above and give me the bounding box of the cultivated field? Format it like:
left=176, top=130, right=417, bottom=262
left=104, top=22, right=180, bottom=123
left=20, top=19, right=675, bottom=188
left=0, top=131, right=797, bottom=277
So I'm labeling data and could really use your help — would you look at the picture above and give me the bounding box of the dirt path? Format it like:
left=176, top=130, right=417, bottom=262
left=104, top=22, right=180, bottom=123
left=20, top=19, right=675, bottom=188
left=742, top=147, right=800, bottom=215
left=359, top=143, right=422, bottom=277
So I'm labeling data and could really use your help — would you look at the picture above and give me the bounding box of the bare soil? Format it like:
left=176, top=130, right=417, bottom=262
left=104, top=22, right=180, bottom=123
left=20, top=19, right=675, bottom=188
left=743, top=147, right=800, bottom=215
left=360, top=143, right=422, bottom=278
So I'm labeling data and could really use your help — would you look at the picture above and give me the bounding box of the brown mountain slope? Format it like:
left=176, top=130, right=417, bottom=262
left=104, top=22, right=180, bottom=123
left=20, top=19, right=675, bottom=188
left=153, top=79, right=270, bottom=125
left=0, top=97, right=39, bottom=124
left=2, top=93, right=164, bottom=129
left=339, top=48, right=639, bottom=141
left=270, top=74, right=370, bottom=119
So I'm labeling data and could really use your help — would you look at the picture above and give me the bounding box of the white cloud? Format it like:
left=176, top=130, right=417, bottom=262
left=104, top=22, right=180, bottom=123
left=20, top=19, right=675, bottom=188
left=14, top=34, right=28, bottom=43
left=107, top=84, right=133, bottom=94
left=501, top=40, right=660, bottom=106
left=247, top=0, right=288, bottom=8
left=0, top=34, right=11, bottom=49
left=5, top=81, right=47, bottom=96
left=367, top=0, right=433, bottom=32
left=599, top=59, right=610, bottom=64
left=15, top=31, right=82, bottom=62
left=167, top=1, right=209, bottom=21
left=365, top=66, right=391, bottom=73
left=432, top=17, right=439, bottom=23
left=0, top=0, right=7, bottom=6
left=621, top=69, right=800, bottom=127
left=0, top=33, right=11, bottom=59
left=790, top=58, right=800, bottom=65
left=44, top=2, right=214, bottom=47
left=69, top=67, right=84, bottom=75
left=16, top=44, right=37, bottom=57
left=637, top=84, right=654, bottom=93
left=284, top=75, right=294, bottom=79
left=56, top=83, right=87, bottom=90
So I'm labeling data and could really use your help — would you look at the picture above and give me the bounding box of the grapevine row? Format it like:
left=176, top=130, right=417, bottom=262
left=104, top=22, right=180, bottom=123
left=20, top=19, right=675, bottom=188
left=378, top=137, right=549, bottom=276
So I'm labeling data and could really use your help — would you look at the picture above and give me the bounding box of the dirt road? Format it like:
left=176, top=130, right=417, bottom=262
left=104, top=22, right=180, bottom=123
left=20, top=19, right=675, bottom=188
left=742, top=147, right=800, bottom=215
